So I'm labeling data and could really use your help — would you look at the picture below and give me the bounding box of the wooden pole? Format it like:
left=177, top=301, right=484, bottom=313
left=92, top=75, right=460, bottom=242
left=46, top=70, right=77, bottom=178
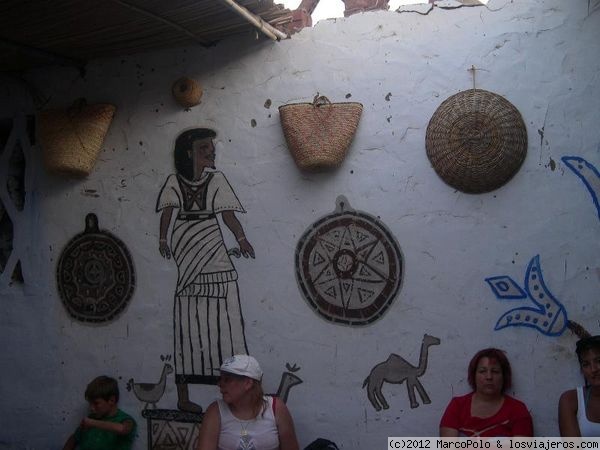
left=218, top=0, right=288, bottom=41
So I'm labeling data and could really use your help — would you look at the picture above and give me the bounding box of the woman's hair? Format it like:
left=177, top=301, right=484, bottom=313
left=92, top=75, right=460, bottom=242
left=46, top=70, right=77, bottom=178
left=575, top=335, right=600, bottom=363
left=467, top=348, right=512, bottom=393
left=173, top=128, right=216, bottom=180
left=85, top=375, right=119, bottom=402
left=248, top=379, right=269, bottom=418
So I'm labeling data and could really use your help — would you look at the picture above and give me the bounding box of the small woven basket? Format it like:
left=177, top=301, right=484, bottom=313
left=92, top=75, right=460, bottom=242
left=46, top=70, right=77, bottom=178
left=38, top=100, right=116, bottom=177
left=172, top=77, right=203, bottom=108
left=279, top=95, right=363, bottom=171
left=425, top=89, right=527, bottom=194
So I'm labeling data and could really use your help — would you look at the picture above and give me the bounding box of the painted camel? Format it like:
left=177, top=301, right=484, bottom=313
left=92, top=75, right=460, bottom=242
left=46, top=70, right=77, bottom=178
left=363, top=334, right=440, bottom=411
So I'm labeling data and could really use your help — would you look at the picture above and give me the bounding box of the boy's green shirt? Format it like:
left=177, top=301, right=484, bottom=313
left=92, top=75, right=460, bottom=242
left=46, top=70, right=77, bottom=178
left=74, top=409, right=136, bottom=450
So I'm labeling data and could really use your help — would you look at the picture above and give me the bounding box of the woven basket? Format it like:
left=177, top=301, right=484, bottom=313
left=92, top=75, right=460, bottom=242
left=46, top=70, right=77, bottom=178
left=172, top=77, right=203, bottom=108
left=425, top=89, right=527, bottom=194
left=38, top=100, right=116, bottom=177
left=279, top=95, right=363, bottom=171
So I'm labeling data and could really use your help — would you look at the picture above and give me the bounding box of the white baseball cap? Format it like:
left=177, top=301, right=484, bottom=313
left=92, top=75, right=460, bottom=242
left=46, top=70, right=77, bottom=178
left=220, top=355, right=263, bottom=381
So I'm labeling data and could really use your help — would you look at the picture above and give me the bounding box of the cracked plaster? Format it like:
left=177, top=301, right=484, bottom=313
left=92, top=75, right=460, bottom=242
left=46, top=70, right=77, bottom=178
left=0, top=0, right=599, bottom=447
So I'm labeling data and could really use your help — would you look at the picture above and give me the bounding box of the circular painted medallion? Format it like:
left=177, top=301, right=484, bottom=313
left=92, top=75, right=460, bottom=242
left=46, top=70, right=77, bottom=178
left=295, top=196, right=403, bottom=326
left=57, top=213, right=135, bottom=323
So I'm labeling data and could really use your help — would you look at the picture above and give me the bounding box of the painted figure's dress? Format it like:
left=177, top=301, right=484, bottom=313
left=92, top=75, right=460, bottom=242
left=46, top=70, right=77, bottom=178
left=157, top=170, right=249, bottom=384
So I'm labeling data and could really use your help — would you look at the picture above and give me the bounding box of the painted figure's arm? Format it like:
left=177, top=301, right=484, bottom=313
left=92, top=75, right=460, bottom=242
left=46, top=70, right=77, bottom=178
left=274, top=398, right=300, bottom=450
left=159, top=206, right=174, bottom=258
left=197, top=402, right=220, bottom=450
left=222, top=210, right=255, bottom=258
left=559, top=389, right=581, bottom=437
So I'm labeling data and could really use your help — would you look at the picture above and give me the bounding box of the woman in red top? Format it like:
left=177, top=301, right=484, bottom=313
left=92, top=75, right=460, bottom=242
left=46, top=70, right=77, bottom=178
left=439, top=348, right=533, bottom=437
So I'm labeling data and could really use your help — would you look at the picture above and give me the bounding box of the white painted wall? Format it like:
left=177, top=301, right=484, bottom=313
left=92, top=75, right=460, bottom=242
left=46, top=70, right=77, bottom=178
left=1, top=0, right=599, bottom=447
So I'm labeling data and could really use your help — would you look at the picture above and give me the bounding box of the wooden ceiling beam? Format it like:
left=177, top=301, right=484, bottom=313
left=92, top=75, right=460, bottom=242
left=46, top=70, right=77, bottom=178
left=217, top=0, right=288, bottom=41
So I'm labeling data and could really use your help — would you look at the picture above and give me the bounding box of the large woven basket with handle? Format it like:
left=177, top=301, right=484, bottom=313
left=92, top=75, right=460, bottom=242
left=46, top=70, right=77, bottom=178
left=279, top=95, right=363, bottom=171
left=38, top=99, right=116, bottom=177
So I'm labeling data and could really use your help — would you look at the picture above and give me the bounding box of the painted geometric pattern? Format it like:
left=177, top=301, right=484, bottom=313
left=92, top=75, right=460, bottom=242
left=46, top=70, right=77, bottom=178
left=57, top=213, right=135, bottom=323
left=151, top=419, right=199, bottom=450
left=143, top=409, right=202, bottom=450
left=0, top=115, right=31, bottom=286
left=487, top=255, right=568, bottom=337
left=296, top=196, right=403, bottom=326
left=485, top=276, right=527, bottom=299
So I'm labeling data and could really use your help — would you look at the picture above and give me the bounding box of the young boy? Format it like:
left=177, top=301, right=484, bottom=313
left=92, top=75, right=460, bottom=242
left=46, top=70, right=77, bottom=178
left=63, top=375, right=136, bottom=450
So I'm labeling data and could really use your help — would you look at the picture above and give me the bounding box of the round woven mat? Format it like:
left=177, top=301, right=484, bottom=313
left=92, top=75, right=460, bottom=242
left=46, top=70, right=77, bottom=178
left=425, top=89, right=527, bottom=194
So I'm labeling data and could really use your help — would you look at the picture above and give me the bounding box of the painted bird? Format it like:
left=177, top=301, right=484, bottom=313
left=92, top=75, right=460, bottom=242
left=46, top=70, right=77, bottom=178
left=127, top=363, right=173, bottom=410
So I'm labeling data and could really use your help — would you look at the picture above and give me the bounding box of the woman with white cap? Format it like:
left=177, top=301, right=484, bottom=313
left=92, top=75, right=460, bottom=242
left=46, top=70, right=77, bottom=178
left=197, top=355, right=300, bottom=450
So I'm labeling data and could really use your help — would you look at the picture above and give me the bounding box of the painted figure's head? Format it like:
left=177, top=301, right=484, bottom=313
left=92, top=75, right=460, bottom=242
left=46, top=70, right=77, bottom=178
left=576, top=336, right=600, bottom=387
left=467, top=348, right=512, bottom=395
left=174, top=128, right=217, bottom=180
left=84, top=375, right=119, bottom=418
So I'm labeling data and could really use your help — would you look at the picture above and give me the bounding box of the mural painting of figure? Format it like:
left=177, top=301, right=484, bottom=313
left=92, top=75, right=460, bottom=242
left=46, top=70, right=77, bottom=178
left=156, top=128, right=255, bottom=413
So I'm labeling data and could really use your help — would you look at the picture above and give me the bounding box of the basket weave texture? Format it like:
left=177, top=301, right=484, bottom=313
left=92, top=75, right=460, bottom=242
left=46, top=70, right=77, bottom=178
left=38, top=100, right=116, bottom=177
left=279, top=95, right=363, bottom=171
left=172, top=77, right=203, bottom=108
left=425, top=89, right=527, bottom=194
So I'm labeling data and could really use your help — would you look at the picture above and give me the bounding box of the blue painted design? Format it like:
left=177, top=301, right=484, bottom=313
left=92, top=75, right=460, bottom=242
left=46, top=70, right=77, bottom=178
left=485, top=276, right=527, bottom=299
left=488, top=255, right=568, bottom=337
left=562, top=156, right=600, bottom=221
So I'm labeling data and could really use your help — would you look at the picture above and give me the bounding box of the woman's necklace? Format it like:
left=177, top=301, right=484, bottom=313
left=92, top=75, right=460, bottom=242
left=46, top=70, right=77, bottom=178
left=240, top=420, right=250, bottom=438
left=238, top=420, right=254, bottom=450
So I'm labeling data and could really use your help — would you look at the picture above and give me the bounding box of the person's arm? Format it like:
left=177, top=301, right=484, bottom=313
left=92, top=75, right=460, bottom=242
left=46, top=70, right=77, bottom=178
left=439, top=427, right=459, bottom=437
left=512, top=413, right=534, bottom=437
left=197, top=402, right=220, bottom=450
left=221, top=211, right=255, bottom=258
left=80, top=417, right=134, bottom=435
left=512, top=403, right=533, bottom=437
left=559, top=389, right=582, bottom=437
left=439, top=396, right=461, bottom=437
left=62, top=434, right=77, bottom=450
left=274, top=398, right=300, bottom=450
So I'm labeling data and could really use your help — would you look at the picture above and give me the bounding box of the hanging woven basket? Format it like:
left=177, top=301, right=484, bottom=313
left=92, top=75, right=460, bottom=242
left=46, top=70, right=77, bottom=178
left=37, top=99, right=116, bottom=177
left=172, top=77, right=203, bottom=108
left=279, top=95, right=363, bottom=171
left=425, top=89, right=527, bottom=194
